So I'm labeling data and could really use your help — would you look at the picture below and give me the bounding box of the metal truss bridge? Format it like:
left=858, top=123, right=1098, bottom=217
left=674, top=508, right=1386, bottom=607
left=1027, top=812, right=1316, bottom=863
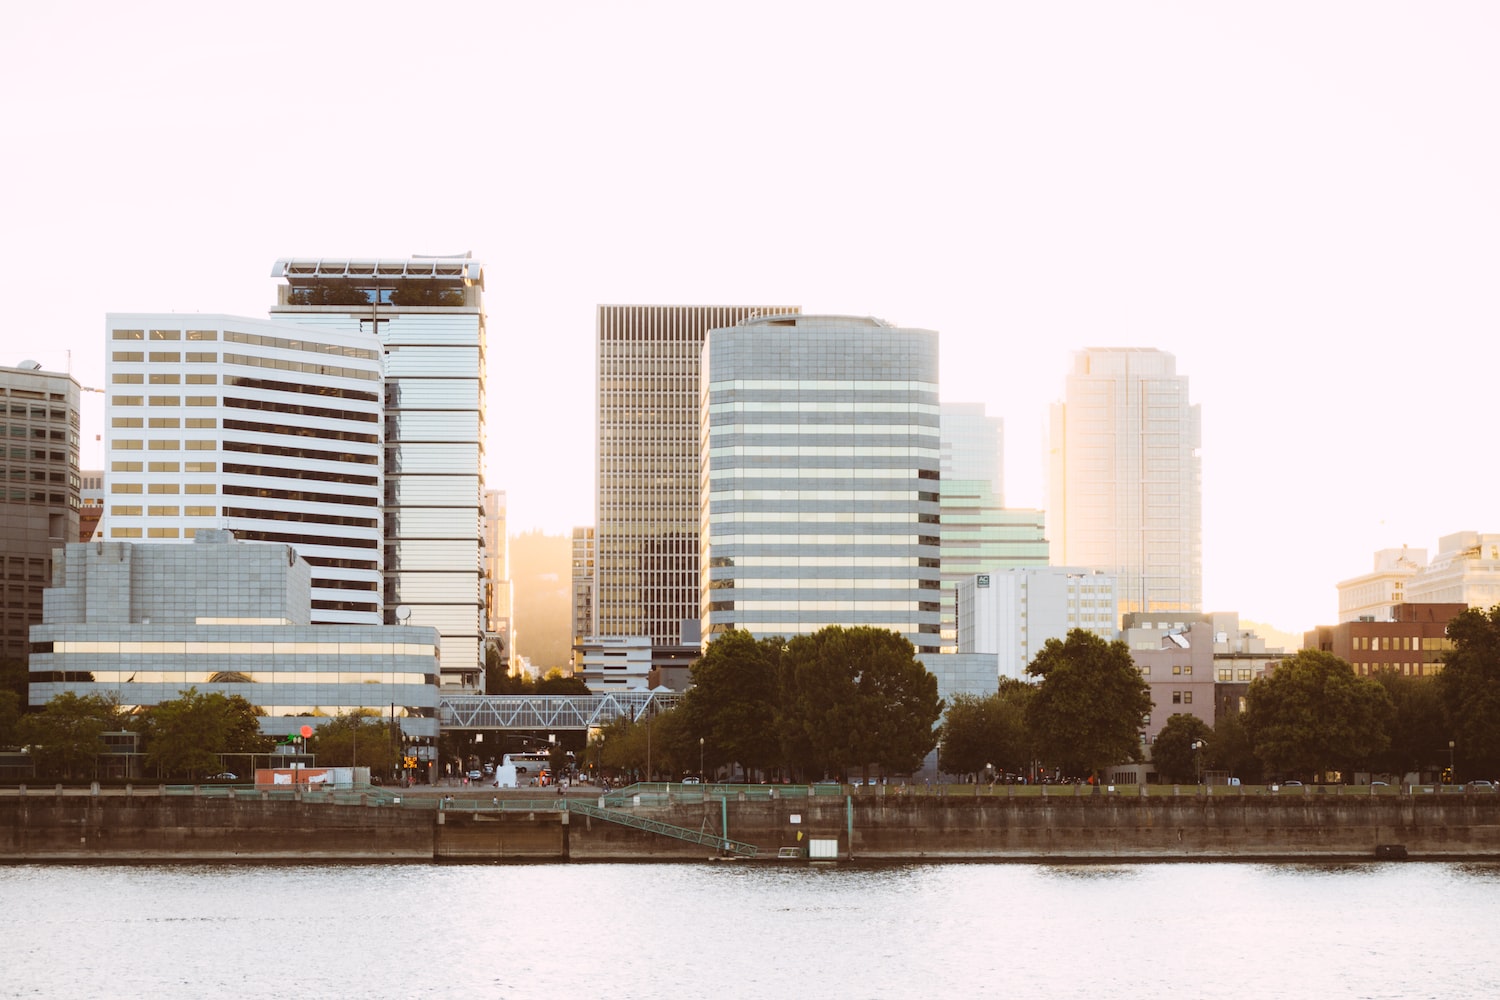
left=438, top=692, right=683, bottom=732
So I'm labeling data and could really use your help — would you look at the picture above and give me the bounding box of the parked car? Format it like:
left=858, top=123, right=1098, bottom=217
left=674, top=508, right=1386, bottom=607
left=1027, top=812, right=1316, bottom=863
left=208, top=772, right=237, bottom=781
left=681, top=776, right=701, bottom=784
left=1466, top=779, right=1495, bottom=790
left=466, top=769, right=482, bottom=781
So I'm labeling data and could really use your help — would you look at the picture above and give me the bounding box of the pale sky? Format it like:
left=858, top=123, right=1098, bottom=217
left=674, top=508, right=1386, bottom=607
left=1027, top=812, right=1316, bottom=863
left=3, top=2, right=1496, bottom=636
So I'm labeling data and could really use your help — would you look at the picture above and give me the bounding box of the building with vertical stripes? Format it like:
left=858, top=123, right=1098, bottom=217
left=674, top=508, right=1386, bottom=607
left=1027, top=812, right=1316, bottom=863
left=1048, top=347, right=1201, bottom=624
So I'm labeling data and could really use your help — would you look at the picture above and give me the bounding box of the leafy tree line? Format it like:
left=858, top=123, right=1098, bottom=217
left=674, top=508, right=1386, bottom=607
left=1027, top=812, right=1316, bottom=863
left=939, top=616, right=1500, bottom=786
left=594, top=626, right=944, bottom=783
left=937, top=630, right=1152, bottom=782
left=10, top=686, right=406, bottom=781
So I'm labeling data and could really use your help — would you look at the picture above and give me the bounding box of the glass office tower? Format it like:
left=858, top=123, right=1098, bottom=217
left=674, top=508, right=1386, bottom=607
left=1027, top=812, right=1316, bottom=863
left=700, top=315, right=942, bottom=654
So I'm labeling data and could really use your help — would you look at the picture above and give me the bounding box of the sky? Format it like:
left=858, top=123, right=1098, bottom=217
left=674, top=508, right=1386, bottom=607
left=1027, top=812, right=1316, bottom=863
left=2, top=2, right=1496, bottom=636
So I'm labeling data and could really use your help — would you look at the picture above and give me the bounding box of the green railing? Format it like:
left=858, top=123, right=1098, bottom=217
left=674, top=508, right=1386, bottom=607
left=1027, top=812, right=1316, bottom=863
left=567, top=799, right=758, bottom=857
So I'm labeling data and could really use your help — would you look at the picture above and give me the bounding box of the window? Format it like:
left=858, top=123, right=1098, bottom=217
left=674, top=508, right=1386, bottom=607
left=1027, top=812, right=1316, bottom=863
left=1172, top=691, right=1182, bottom=704
left=148, top=352, right=180, bottom=363
left=1183, top=691, right=1193, bottom=704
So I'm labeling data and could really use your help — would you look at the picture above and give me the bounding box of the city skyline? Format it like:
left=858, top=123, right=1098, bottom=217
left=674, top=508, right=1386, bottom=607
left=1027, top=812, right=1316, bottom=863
left=4, top=4, right=1498, bottom=634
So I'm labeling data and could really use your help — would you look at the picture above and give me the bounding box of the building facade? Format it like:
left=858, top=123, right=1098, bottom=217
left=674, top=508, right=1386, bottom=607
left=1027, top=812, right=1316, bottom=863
left=1048, top=347, right=1201, bottom=623
left=1337, top=546, right=1428, bottom=622
left=102, top=314, right=384, bottom=625
left=955, top=567, right=1117, bottom=681
left=700, top=315, right=942, bottom=653
left=270, top=256, right=487, bottom=688
left=483, top=489, right=513, bottom=672
left=28, top=532, right=440, bottom=739
left=0, top=361, right=81, bottom=664
left=1304, top=602, right=1465, bottom=677
left=594, top=305, right=798, bottom=652
left=571, top=525, right=595, bottom=647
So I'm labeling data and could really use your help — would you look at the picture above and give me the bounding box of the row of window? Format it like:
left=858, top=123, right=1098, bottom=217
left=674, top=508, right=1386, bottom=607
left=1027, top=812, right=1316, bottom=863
left=1350, top=635, right=1453, bottom=651
left=111, top=462, right=215, bottom=473
left=111, top=373, right=218, bottom=384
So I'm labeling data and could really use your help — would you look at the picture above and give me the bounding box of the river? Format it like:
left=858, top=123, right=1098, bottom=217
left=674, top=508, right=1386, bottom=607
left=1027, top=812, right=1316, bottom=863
left=4, top=861, right=1497, bottom=999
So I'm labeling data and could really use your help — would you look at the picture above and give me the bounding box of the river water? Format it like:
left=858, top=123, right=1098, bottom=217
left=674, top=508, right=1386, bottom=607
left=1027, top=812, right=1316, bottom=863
left=4, top=861, right=1498, bottom=999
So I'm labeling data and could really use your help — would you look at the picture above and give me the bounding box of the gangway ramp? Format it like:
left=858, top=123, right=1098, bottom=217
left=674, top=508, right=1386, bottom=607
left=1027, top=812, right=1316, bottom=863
left=567, top=800, right=759, bottom=858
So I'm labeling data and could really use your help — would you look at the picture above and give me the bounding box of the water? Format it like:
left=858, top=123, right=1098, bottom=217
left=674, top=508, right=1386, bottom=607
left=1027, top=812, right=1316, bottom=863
left=4, top=861, right=1498, bottom=999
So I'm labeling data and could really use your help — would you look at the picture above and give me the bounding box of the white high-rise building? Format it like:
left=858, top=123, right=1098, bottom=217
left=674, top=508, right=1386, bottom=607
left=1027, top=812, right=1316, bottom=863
left=1048, top=347, right=1201, bottom=623
left=700, top=315, right=942, bottom=653
left=595, top=304, right=798, bottom=650
left=271, top=256, right=487, bottom=687
left=956, top=567, right=1117, bottom=681
left=102, top=315, right=384, bottom=624
left=1338, top=533, right=1500, bottom=621
left=1336, top=546, right=1428, bottom=622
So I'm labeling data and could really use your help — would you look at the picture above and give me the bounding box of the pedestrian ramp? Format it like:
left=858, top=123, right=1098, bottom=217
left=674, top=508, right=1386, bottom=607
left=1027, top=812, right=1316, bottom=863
left=567, top=800, right=759, bottom=858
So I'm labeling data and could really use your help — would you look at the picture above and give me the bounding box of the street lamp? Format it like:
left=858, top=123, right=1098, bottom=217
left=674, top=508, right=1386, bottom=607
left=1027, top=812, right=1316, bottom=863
left=1191, top=739, right=1207, bottom=786
left=699, top=737, right=705, bottom=782
left=1449, top=740, right=1456, bottom=785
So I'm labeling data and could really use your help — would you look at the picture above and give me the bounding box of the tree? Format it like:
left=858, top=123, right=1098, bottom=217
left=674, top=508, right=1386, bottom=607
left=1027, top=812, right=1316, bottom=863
left=308, top=710, right=404, bottom=774
left=138, top=688, right=273, bottom=780
left=683, top=629, right=782, bottom=779
left=1368, top=669, right=1447, bottom=778
left=1243, top=649, right=1393, bottom=781
left=938, top=681, right=1033, bottom=777
left=1438, top=605, right=1500, bottom=780
left=1025, top=629, right=1152, bottom=780
left=0, top=655, right=27, bottom=702
left=778, top=626, right=942, bottom=782
left=535, top=671, right=591, bottom=695
left=0, top=690, right=20, bottom=748
left=1210, top=711, right=1262, bottom=785
left=1151, top=713, right=1214, bottom=784
left=483, top=642, right=508, bottom=695
left=16, top=692, right=122, bottom=779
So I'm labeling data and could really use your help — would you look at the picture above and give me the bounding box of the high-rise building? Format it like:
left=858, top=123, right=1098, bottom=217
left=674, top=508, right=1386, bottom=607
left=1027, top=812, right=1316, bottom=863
left=700, top=315, right=942, bottom=653
left=1048, top=347, right=1201, bottom=623
left=0, top=361, right=81, bottom=663
left=483, top=489, right=513, bottom=672
left=570, top=525, right=595, bottom=646
left=102, top=315, right=384, bottom=624
left=594, top=304, right=798, bottom=652
left=271, top=256, right=487, bottom=688
left=1336, top=546, right=1427, bottom=623
left=938, top=403, right=1048, bottom=651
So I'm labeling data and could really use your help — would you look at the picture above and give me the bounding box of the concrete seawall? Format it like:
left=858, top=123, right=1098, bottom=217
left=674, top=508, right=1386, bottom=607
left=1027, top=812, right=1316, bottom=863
left=4, top=791, right=1499, bottom=863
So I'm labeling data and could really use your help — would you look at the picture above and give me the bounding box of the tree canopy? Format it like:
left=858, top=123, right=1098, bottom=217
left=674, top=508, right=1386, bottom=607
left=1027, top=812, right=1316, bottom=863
left=1438, top=605, right=1500, bottom=780
left=1025, top=629, right=1152, bottom=779
left=938, top=681, right=1033, bottom=777
left=308, top=710, right=404, bottom=774
left=1151, top=713, right=1214, bottom=784
left=682, top=629, right=781, bottom=778
left=778, top=626, right=942, bottom=781
left=137, top=688, right=272, bottom=780
left=1243, top=649, right=1393, bottom=780
left=16, top=692, right=122, bottom=779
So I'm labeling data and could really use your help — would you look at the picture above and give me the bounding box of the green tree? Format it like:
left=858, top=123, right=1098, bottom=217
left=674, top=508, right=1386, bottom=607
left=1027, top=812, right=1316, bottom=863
left=778, top=626, right=942, bottom=782
left=1368, top=668, right=1447, bottom=778
left=483, top=642, right=508, bottom=695
left=594, top=707, right=684, bottom=781
left=938, top=681, right=1033, bottom=777
left=535, top=671, right=591, bottom=695
left=1243, top=649, right=1393, bottom=781
left=1210, top=711, right=1263, bottom=785
left=1025, top=629, right=1152, bottom=781
left=1438, top=605, right=1500, bottom=780
left=16, top=692, right=122, bottom=779
left=0, top=690, right=21, bottom=748
left=1151, top=713, right=1214, bottom=784
left=138, top=689, right=273, bottom=780
left=0, top=655, right=27, bottom=702
left=309, top=710, right=404, bottom=774
left=683, top=629, right=782, bottom=779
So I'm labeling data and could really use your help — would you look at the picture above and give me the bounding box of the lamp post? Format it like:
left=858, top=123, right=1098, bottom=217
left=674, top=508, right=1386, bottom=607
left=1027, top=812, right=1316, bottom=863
left=700, top=737, right=705, bottom=782
left=1191, top=739, right=1207, bottom=786
left=1449, top=740, right=1456, bottom=785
